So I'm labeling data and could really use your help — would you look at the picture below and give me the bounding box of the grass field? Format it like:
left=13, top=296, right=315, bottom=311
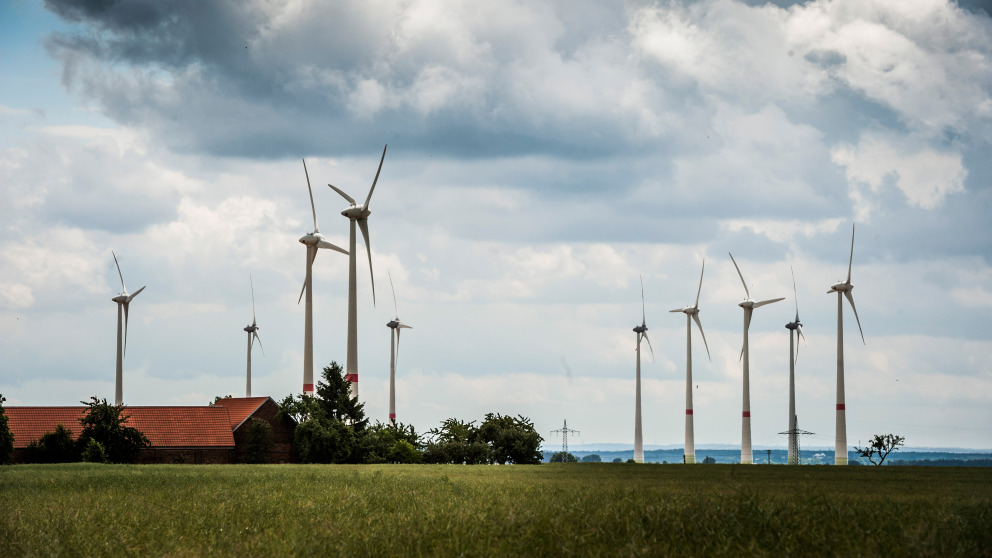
left=2, top=463, right=990, bottom=557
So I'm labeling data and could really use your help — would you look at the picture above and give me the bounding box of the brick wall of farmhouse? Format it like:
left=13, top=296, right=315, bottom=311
left=232, top=399, right=296, bottom=463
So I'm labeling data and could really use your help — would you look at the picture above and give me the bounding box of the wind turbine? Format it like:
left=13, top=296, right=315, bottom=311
left=244, top=275, right=264, bottom=398
left=328, top=144, right=387, bottom=401
left=110, top=251, right=145, bottom=406
left=669, top=260, right=711, bottom=464
left=386, top=272, right=412, bottom=426
left=729, top=253, right=784, bottom=464
left=828, top=223, right=865, bottom=465
left=632, top=276, right=654, bottom=464
left=298, top=159, right=349, bottom=395
left=784, top=267, right=806, bottom=465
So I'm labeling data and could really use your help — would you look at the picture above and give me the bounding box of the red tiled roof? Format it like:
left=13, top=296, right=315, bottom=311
left=4, top=407, right=86, bottom=449
left=5, top=406, right=235, bottom=448
left=211, top=397, right=271, bottom=430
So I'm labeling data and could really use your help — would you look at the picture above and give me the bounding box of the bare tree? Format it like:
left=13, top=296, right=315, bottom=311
left=855, top=434, right=905, bottom=465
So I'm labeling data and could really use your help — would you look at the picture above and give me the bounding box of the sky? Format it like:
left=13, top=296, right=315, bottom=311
left=1, top=0, right=991, bottom=452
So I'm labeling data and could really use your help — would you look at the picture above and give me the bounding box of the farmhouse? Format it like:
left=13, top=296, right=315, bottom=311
left=5, top=397, right=295, bottom=464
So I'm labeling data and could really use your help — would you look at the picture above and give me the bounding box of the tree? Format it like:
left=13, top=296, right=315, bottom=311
left=612, top=458, right=623, bottom=463
left=363, top=421, right=423, bottom=464
left=277, top=362, right=368, bottom=464
left=81, top=439, right=108, bottom=463
left=210, top=395, right=233, bottom=406
left=243, top=418, right=274, bottom=464
left=581, top=454, right=602, bottom=463
left=550, top=451, right=578, bottom=463
left=703, top=456, right=717, bottom=464
left=855, top=434, right=906, bottom=466
left=423, top=418, right=490, bottom=464
left=76, top=397, right=149, bottom=464
left=0, top=394, right=12, bottom=465
left=477, top=413, right=544, bottom=465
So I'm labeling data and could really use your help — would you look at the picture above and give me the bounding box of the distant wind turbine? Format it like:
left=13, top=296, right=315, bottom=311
left=244, top=275, right=264, bottom=398
left=328, top=144, right=387, bottom=400
left=828, top=223, right=865, bottom=465
left=729, top=253, right=784, bottom=465
left=784, top=267, right=806, bottom=465
left=386, top=272, right=412, bottom=426
left=111, top=251, right=145, bottom=406
left=298, top=159, right=349, bottom=395
left=632, top=276, right=654, bottom=464
left=670, top=260, right=711, bottom=464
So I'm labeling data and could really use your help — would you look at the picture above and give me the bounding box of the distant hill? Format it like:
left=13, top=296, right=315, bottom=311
left=541, top=448, right=992, bottom=465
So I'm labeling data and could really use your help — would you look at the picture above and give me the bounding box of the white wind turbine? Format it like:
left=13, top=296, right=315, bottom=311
left=784, top=267, right=806, bottom=465
left=298, top=159, right=349, bottom=395
left=110, top=251, right=145, bottom=406
left=328, top=145, right=387, bottom=401
left=828, top=223, right=865, bottom=466
left=244, top=275, right=264, bottom=398
left=386, top=272, right=412, bottom=426
left=729, top=253, right=784, bottom=465
left=669, top=260, right=711, bottom=464
left=632, top=276, right=654, bottom=464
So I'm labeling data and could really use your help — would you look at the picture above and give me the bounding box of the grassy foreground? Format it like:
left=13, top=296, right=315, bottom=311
left=2, top=463, right=990, bottom=557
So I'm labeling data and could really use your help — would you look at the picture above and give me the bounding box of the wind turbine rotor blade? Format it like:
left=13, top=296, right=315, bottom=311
left=297, top=279, right=307, bottom=305
left=798, top=324, right=807, bottom=346
left=316, top=238, right=349, bottom=255
left=744, top=308, right=752, bottom=334
left=692, top=314, right=711, bottom=361
left=669, top=308, right=684, bottom=313
left=641, top=331, right=655, bottom=362
left=791, top=266, right=799, bottom=317
left=123, top=301, right=130, bottom=358
left=640, top=275, right=646, bottom=325
left=358, top=218, right=375, bottom=305
left=398, top=323, right=412, bottom=329
left=695, top=259, right=705, bottom=308
left=729, top=252, right=749, bottom=298
left=847, top=223, right=856, bottom=285
left=328, top=184, right=355, bottom=205
left=112, top=251, right=127, bottom=293
left=250, top=274, right=257, bottom=323
left=844, top=291, right=865, bottom=344
left=303, top=159, right=318, bottom=232
left=298, top=247, right=317, bottom=304
left=125, top=286, right=145, bottom=303
left=253, top=331, right=265, bottom=356
left=752, top=297, right=785, bottom=308
left=364, top=144, right=387, bottom=210
left=389, top=270, right=399, bottom=317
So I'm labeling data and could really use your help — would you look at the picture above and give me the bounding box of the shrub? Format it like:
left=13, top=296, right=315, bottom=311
left=550, top=451, right=578, bottom=463
left=81, top=439, right=108, bottom=463
left=0, top=394, right=12, bottom=465
left=244, top=418, right=274, bottom=464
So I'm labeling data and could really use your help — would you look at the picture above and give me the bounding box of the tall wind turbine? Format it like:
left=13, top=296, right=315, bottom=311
left=669, top=260, right=711, bottom=464
left=110, top=251, right=145, bottom=406
left=386, top=272, right=412, bottom=426
left=298, top=159, right=349, bottom=395
left=328, top=145, right=387, bottom=401
left=244, top=275, right=264, bottom=398
left=784, top=267, right=806, bottom=465
left=828, top=223, right=865, bottom=465
left=729, top=253, right=784, bottom=464
left=632, top=276, right=654, bottom=464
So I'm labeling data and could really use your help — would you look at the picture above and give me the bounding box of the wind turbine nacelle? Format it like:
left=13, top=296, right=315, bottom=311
left=738, top=299, right=755, bottom=309
left=112, top=294, right=128, bottom=303
left=682, top=306, right=699, bottom=316
left=341, top=205, right=369, bottom=219
left=785, top=321, right=801, bottom=330
left=830, top=281, right=853, bottom=293
left=386, top=320, right=399, bottom=328
left=633, top=325, right=647, bottom=333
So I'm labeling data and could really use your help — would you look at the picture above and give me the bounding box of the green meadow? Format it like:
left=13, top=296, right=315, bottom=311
left=2, top=463, right=990, bottom=557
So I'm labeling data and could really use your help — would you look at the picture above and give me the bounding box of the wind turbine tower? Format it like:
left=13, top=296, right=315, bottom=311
left=328, top=145, right=387, bottom=400
left=828, top=223, right=866, bottom=465
left=632, top=277, right=654, bottom=464
left=784, top=267, right=805, bottom=465
left=244, top=276, right=264, bottom=397
left=670, top=260, right=711, bottom=464
left=729, top=253, right=784, bottom=464
left=110, top=251, right=145, bottom=406
left=386, top=272, right=412, bottom=426
left=298, top=159, right=349, bottom=395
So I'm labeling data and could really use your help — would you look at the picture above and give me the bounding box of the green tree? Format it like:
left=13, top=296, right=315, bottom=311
left=0, top=394, right=12, bottom=465
left=855, top=434, right=906, bottom=466
left=550, top=451, right=578, bottom=463
left=581, top=454, right=602, bottom=463
left=25, top=423, right=78, bottom=463
left=423, top=418, right=490, bottom=464
left=243, top=418, right=274, bottom=464
left=76, top=397, right=149, bottom=464
left=81, top=439, right=108, bottom=463
left=277, top=362, right=368, bottom=464
left=477, top=413, right=543, bottom=465
left=362, top=421, right=422, bottom=464
left=703, top=456, right=716, bottom=464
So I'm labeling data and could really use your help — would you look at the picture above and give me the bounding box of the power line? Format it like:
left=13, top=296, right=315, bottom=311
left=550, top=419, right=580, bottom=453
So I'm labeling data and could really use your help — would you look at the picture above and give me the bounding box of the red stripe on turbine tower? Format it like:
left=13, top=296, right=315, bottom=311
left=303, top=383, right=314, bottom=392
left=345, top=374, right=358, bottom=382
left=742, top=411, right=751, bottom=417
left=836, top=403, right=845, bottom=410
left=686, top=409, right=693, bottom=414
